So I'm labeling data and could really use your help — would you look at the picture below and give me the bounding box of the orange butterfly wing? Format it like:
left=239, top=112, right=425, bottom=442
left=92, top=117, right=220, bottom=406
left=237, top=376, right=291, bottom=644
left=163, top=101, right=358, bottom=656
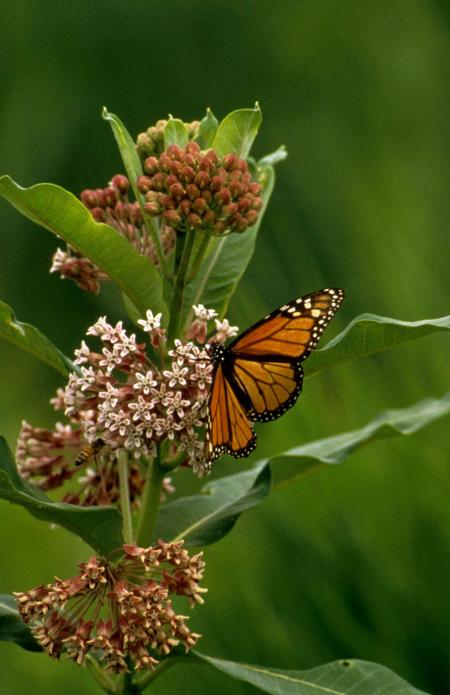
left=228, top=288, right=344, bottom=422
left=205, top=363, right=257, bottom=463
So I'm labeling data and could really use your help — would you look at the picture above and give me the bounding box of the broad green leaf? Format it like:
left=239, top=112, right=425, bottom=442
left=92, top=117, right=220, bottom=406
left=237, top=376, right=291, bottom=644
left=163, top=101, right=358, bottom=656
left=258, top=145, right=288, bottom=167
left=182, top=164, right=275, bottom=325
left=195, top=107, right=219, bottom=149
left=306, top=314, right=450, bottom=377
left=267, top=392, right=450, bottom=490
left=212, top=104, right=262, bottom=159
left=155, top=460, right=271, bottom=547
left=158, top=393, right=449, bottom=548
left=0, top=437, right=123, bottom=555
left=195, top=653, right=428, bottom=695
left=0, top=300, right=76, bottom=376
left=0, top=595, right=41, bottom=652
left=163, top=116, right=189, bottom=149
left=0, top=175, right=168, bottom=322
left=102, top=108, right=144, bottom=204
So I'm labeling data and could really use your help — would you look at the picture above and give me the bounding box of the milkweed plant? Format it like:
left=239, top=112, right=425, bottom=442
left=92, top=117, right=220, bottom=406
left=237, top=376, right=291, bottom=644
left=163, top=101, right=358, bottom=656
left=0, top=105, right=449, bottom=695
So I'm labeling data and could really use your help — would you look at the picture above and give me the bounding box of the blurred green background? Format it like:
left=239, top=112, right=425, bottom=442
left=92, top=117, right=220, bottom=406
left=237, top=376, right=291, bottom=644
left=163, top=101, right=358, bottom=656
left=1, top=1, right=449, bottom=693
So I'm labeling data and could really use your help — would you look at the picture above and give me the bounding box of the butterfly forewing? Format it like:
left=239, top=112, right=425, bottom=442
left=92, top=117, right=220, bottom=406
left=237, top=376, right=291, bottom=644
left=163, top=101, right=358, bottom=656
left=205, top=363, right=257, bottom=462
left=227, top=288, right=344, bottom=422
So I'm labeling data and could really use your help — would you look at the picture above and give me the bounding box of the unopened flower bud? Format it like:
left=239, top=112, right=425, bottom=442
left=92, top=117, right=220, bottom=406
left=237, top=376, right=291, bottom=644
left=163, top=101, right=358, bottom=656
left=185, top=141, right=201, bottom=157
left=80, top=190, right=99, bottom=208
left=110, top=175, right=129, bottom=194
left=186, top=184, right=200, bottom=201
left=166, top=144, right=183, bottom=159
left=251, top=196, right=263, bottom=210
left=144, top=156, right=159, bottom=175
left=202, top=210, right=216, bottom=226
left=246, top=209, right=259, bottom=225
left=144, top=201, right=161, bottom=216
left=229, top=180, right=244, bottom=198
left=250, top=182, right=262, bottom=196
left=237, top=197, right=251, bottom=213
left=210, top=175, right=226, bottom=192
left=195, top=171, right=210, bottom=189
left=215, top=189, right=231, bottom=206
left=169, top=183, right=185, bottom=200
left=151, top=173, right=165, bottom=191
left=222, top=203, right=238, bottom=218
left=163, top=210, right=182, bottom=227
left=180, top=166, right=196, bottom=183
left=222, top=153, right=238, bottom=171
left=91, top=207, right=106, bottom=222
left=213, top=220, right=226, bottom=234
left=193, top=197, right=208, bottom=214
left=187, top=212, right=202, bottom=228
left=179, top=199, right=191, bottom=216
left=136, top=176, right=153, bottom=193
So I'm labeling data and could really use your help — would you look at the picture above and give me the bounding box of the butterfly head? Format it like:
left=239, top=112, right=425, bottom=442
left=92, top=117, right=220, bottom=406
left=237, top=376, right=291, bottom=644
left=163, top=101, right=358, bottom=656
left=206, top=342, right=226, bottom=363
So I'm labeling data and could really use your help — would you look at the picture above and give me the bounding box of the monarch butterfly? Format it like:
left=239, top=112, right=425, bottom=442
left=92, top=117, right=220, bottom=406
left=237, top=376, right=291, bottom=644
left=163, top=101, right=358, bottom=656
left=204, top=288, right=344, bottom=465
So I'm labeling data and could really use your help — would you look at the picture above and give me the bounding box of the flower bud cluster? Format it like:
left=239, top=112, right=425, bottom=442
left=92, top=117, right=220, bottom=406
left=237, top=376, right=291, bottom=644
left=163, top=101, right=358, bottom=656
left=50, top=174, right=174, bottom=293
left=136, top=118, right=200, bottom=159
left=137, top=142, right=263, bottom=235
left=15, top=541, right=206, bottom=672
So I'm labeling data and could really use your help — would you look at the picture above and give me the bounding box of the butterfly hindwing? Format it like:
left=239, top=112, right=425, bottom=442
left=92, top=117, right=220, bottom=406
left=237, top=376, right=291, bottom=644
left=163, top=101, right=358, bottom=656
left=205, top=362, right=257, bottom=462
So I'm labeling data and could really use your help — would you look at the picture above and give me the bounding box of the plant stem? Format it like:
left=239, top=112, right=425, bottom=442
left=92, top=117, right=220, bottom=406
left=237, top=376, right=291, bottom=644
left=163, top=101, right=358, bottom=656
left=141, top=209, right=172, bottom=280
left=136, top=449, right=165, bottom=547
left=134, top=656, right=188, bottom=691
left=85, top=655, right=116, bottom=693
left=187, top=231, right=212, bottom=282
left=118, top=450, right=134, bottom=544
left=167, top=228, right=196, bottom=342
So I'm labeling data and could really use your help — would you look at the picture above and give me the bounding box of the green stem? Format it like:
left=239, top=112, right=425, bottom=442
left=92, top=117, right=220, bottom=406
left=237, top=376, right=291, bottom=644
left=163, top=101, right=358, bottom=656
left=136, top=450, right=165, bottom=547
left=167, top=229, right=196, bottom=342
left=141, top=209, right=172, bottom=280
left=135, top=656, right=188, bottom=691
left=85, top=655, right=116, bottom=693
left=118, top=450, right=134, bottom=544
left=187, top=231, right=212, bottom=282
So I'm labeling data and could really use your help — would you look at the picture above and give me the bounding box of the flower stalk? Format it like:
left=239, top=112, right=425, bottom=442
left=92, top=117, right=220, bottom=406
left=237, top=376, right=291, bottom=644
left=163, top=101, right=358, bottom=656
left=118, top=450, right=134, bottom=544
left=136, top=449, right=166, bottom=547
left=167, top=229, right=196, bottom=342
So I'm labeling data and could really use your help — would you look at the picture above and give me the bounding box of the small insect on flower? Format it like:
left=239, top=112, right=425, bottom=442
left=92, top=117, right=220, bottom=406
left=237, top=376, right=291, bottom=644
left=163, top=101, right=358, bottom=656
left=204, top=288, right=345, bottom=466
left=74, top=438, right=105, bottom=467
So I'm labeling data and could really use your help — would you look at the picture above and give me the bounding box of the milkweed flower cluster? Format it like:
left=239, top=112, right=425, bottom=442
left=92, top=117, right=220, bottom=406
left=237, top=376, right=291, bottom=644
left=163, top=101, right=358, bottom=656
left=14, top=541, right=206, bottom=672
left=50, top=174, right=175, bottom=293
left=137, top=142, right=263, bottom=235
left=15, top=306, right=239, bottom=498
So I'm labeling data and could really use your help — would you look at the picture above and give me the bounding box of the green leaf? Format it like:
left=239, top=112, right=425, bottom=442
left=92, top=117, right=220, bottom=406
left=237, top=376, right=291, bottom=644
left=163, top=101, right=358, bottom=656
left=268, top=392, right=450, bottom=490
left=258, top=145, right=288, bottom=167
left=306, top=314, right=450, bottom=377
left=163, top=116, right=189, bottom=149
left=0, top=175, right=168, bottom=322
left=102, top=107, right=144, bottom=205
left=0, top=437, right=123, bottom=555
left=155, top=460, right=271, bottom=547
left=0, top=595, right=41, bottom=652
left=103, top=108, right=172, bottom=286
left=195, top=107, right=219, bottom=149
left=212, top=104, right=262, bottom=158
left=158, top=393, right=449, bottom=548
left=0, top=300, right=76, bottom=376
left=195, top=653, right=428, bottom=695
left=183, top=164, right=275, bottom=323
